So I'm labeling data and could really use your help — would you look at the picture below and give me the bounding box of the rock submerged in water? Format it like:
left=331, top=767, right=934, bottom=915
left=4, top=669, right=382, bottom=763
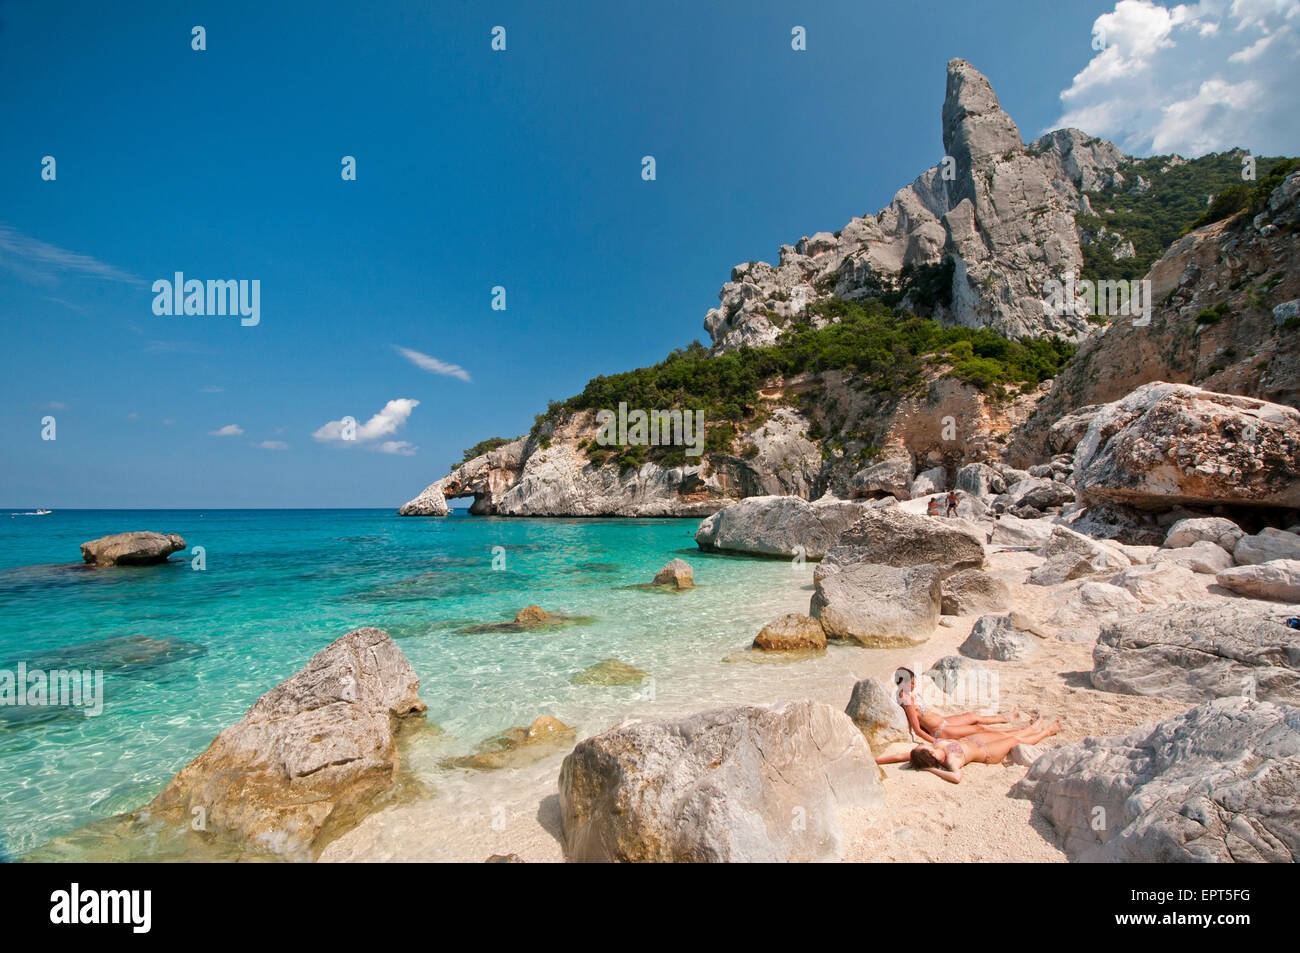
left=138, top=627, right=426, bottom=861
left=571, top=659, right=649, bottom=686
left=442, top=715, right=575, bottom=771
left=80, top=532, right=186, bottom=567
left=1092, top=603, right=1300, bottom=704
left=459, top=606, right=581, bottom=633
left=558, top=699, right=882, bottom=862
left=652, top=558, right=694, bottom=589
left=20, top=634, right=206, bottom=674
left=1014, top=698, right=1300, bottom=862
left=752, top=613, right=826, bottom=652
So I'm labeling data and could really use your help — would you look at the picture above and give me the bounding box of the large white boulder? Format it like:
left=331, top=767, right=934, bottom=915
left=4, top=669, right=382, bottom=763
left=694, top=494, right=864, bottom=559
left=810, top=563, right=941, bottom=647
left=1110, top=562, right=1205, bottom=605
left=1092, top=603, right=1300, bottom=704
left=1072, top=382, right=1300, bottom=510
left=558, top=700, right=883, bottom=862
left=820, top=506, right=985, bottom=578
left=1149, top=540, right=1234, bottom=574
left=139, top=628, right=427, bottom=861
left=1046, top=581, right=1141, bottom=630
left=959, top=613, right=1043, bottom=661
left=1234, top=528, right=1300, bottom=566
left=1163, top=516, right=1243, bottom=551
left=1014, top=698, right=1300, bottom=862
left=1216, top=560, right=1300, bottom=603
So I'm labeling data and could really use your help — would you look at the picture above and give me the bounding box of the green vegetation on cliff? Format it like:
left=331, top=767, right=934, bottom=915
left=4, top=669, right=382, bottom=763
left=460, top=436, right=517, bottom=462
left=534, top=298, right=1073, bottom=467
left=1077, top=150, right=1296, bottom=284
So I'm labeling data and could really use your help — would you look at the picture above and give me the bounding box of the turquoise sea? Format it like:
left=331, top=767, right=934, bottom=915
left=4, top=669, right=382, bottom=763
left=0, top=508, right=820, bottom=859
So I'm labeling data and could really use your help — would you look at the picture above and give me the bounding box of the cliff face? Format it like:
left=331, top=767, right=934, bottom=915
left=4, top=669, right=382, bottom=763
left=401, top=373, right=1037, bottom=517
left=1009, top=169, right=1300, bottom=464
left=400, top=57, right=1299, bottom=518
left=704, top=59, right=1128, bottom=351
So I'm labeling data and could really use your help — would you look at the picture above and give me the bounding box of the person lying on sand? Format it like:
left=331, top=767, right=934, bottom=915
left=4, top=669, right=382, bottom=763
left=894, top=668, right=1023, bottom=743
left=875, top=720, right=1062, bottom=783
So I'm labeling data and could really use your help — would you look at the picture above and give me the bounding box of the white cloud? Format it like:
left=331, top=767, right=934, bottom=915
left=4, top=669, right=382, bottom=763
left=312, top=398, right=420, bottom=454
left=0, top=222, right=143, bottom=287
left=256, top=440, right=288, bottom=450
left=1227, top=29, right=1279, bottom=61
left=1051, top=0, right=1300, bottom=156
left=200, top=385, right=224, bottom=393
left=209, top=424, right=244, bottom=436
left=394, top=345, right=472, bottom=383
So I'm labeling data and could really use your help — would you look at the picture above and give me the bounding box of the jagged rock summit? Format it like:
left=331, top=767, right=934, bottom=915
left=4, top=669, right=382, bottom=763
left=704, top=58, right=1127, bottom=351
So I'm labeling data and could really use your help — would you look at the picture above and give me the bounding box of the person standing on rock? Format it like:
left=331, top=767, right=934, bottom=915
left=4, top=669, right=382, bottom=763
left=945, top=489, right=959, bottom=518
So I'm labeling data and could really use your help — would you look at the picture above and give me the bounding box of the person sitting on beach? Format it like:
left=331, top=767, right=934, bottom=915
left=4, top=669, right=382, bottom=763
left=893, top=668, right=1022, bottom=743
left=945, top=489, right=959, bottom=517
left=875, top=719, right=1062, bottom=783
left=925, top=496, right=942, bottom=517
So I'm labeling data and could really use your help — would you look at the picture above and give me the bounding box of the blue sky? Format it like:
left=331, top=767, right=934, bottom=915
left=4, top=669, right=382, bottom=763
left=1, top=0, right=1294, bottom=508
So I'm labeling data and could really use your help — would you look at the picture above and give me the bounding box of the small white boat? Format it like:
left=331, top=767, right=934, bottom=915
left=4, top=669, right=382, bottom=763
left=35, top=509, right=52, bottom=515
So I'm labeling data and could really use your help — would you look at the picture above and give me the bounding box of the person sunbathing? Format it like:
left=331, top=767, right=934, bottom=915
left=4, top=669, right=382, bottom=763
left=875, top=719, right=1062, bottom=783
left=894, top=667, right=1022, bottom=743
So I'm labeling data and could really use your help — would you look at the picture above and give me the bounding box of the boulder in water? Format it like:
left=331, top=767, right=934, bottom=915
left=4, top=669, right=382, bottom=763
left=138, top=627, right=426, bottom=861
left=80, top=532, right=186, bottom=567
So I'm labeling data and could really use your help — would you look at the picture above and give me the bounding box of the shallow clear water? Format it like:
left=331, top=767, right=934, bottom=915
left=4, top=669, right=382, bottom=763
left=0, top=508, right=820, bottom=858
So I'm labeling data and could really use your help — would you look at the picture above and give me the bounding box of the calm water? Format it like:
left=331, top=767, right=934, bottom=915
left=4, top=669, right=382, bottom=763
left=0, top=508, right=815, bottom=858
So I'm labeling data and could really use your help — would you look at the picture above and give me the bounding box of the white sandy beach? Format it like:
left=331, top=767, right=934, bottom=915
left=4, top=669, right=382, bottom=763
left=321, top=546, right=1208, bottom=863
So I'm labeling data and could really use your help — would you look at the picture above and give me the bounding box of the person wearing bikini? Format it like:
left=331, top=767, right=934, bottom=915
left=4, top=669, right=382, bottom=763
left=876, top=719, right=1063, bottom=783
left=893, top=668, right=1023, bottom=743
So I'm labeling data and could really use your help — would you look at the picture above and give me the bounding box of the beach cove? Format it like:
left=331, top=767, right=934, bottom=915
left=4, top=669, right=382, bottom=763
left=2, top=508, right=843, bottom=859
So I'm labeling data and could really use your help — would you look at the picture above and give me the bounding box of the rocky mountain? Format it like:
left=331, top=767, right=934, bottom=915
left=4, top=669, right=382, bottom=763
left=1009, top=166, right=1300, bottom=464
left=402, top=58, right=1299, bottom=520
left=705, top=58, right=1127, bottom=350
